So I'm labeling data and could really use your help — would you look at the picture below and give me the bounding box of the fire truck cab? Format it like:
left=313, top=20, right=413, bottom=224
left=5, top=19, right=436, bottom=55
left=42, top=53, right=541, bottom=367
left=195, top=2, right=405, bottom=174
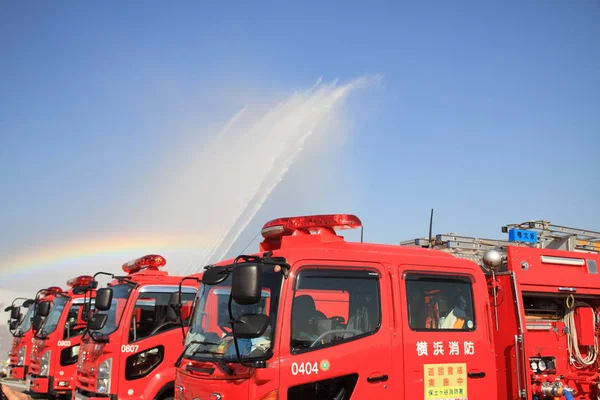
left=27, top=276, right=94, bottom=399
left=175, top=214, right=599, bottom=400
left=5, top=297, right=35, bottom=381
left=174, top=214, right=498, bottom=400
left=73, top=255, right=198, bottom=400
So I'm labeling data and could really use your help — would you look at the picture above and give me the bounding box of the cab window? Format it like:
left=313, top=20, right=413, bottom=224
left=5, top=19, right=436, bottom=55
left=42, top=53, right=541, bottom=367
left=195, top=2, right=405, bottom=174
left=291, top=268, right=381, bottom=354
left=405, top=274, right=475, bottom=331
left=63, top=304, right=87, bottom=339
left=129, top=291, right=195, bottom=342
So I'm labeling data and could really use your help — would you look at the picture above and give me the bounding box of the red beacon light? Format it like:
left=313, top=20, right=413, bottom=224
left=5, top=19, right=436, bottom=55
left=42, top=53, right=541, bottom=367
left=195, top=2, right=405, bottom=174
left=66, top=275, right=93, bottom=288
left=40, top=286, right=63, bottom=296
left=122, top=254, right=167, bottom=274
left=261, top=214, right=362, bottom=239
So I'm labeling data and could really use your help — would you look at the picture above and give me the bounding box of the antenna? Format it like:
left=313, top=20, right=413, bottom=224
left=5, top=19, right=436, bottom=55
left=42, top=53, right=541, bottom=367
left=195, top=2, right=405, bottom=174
left=360, top=226, right=364, bottom=243
left=238, top=230, right=262, bottom=255
left=428, top=209, right=434, bottom=248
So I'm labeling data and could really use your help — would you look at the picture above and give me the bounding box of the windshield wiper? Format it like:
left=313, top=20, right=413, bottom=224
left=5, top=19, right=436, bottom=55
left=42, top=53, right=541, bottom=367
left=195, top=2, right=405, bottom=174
left=174, top=340, right=221, bottom=367
left=175, top=340, right=234, bottom=375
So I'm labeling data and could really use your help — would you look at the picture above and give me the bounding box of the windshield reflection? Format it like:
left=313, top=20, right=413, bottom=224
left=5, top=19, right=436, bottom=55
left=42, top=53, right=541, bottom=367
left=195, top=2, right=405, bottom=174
left=89, top=283, right=134, bottom=336
left=184, top=266, right=282, bottom=362
left=40, top=297, right=68, bottom=335
left=16, top=305, right=35, bottom=336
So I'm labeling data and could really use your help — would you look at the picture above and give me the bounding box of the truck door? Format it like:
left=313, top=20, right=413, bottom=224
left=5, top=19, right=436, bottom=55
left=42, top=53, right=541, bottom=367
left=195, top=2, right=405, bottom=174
left=117, top=287, right=196, bottom=398
left=401, top=270, right=496, bottom=400
left=278, top=265, right=393, bottom=400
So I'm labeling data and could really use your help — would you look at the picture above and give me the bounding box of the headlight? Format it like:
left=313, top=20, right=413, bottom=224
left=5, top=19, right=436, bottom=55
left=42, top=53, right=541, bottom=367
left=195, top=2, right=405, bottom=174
left=40, top=350, right=51, bottom=376
left=17, top=347, right=26, bottom=366
left=96, top=358, right=112, bottom=394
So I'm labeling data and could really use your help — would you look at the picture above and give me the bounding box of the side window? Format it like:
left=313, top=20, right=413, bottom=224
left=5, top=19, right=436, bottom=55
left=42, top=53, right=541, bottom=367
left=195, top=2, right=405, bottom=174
left=291, top=268, right=381, bottom=354
left=405, top=274, right=475, bottom=331
left=63, top=304, right=87, bottom=339
left=129, top=291, right=196, bottom=343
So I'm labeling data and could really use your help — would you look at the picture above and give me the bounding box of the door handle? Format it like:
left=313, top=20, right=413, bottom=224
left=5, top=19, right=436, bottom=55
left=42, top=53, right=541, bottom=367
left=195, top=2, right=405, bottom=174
left=367, top=374, right=388, bottom=383
left=467, top=371, right=486, bottom=379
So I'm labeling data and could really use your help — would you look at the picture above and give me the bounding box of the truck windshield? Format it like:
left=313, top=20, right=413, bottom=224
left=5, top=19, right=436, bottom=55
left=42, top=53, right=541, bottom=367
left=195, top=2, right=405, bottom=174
left=40, top=297, right=69, bottom=335
left=90, top=283, right=133, bottom=336
left=184, top=266, right=282, bottom=362
left=63, top=301, right=89, bottom=339
left=16, top=306, right=35, bottom=336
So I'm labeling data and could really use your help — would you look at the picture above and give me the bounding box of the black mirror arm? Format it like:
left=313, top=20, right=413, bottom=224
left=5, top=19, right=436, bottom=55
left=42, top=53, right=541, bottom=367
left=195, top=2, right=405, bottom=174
left=176, top=276, right=201, bottom=343
left=227, top=290, right=254, bottom=369
left=110, top=276, right=139, bottom=287
left=261, top=251, right=291, bottom=278
left=11, top=298, right=28, bottom=307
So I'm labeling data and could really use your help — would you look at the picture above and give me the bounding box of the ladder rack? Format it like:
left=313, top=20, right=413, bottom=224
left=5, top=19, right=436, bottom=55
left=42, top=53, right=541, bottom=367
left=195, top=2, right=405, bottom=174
left=399, top=234, right=525, bottom=271
left=399, top=220, right=600, bottom=271
left=502, top=220, right=600, bottom=253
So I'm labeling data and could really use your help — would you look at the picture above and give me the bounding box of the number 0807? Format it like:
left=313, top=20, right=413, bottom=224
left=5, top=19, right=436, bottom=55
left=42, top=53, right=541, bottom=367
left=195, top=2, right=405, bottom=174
left=121, top=345, right=139, bottom=353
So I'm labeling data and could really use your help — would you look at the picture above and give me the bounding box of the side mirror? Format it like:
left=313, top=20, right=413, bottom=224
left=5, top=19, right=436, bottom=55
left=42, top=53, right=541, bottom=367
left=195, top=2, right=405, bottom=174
left=202, top=267, right=229, bottom=285
left=231, top=263, right=262, bottom=305
left=10, top=306, right=20, bottom=320
left=37, top=302, right=51, bottom=318
left=88, top=313, right=108, bottom=331
left=82, top=303, right=92, bottom=321
left=169, top=291, right=181, bottom=311
left=23, top=299, right=34, bottom=308
left=232, top=314, right=270, bottom=339
left=95, top=288, right=113, bottom=311
left=9, top=320, right=19, bottom=331
left=166, top=292, right=181, bottom=323
left=32, top=315, right=44, bottom=332
left=72, top=286, right=87, bottom=295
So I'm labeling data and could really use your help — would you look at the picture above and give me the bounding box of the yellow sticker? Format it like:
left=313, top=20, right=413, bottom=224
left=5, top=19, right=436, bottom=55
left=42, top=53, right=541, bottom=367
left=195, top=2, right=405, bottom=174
left=423, top=363, right=467, bottom=399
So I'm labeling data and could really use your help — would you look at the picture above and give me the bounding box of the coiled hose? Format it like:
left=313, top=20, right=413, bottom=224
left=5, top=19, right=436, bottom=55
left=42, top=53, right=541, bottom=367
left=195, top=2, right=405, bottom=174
left=563, top=296, right=598, bottom=369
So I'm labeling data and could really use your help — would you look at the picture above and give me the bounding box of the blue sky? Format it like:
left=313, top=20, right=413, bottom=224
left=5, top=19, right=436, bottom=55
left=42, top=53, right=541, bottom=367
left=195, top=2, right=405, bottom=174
left=1, top=1, right=599, bottom=287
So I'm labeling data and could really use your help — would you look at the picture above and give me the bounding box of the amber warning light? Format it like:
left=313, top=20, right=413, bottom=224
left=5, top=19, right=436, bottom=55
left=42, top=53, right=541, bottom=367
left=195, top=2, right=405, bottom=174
left=66, top=275, right=93, bottom=288
left=261, top=214, right=362, bottom=239
left=122, top=254, right=167, bottom=274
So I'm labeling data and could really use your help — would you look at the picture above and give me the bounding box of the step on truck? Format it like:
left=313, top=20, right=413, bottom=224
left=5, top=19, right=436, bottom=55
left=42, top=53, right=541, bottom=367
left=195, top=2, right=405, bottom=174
left=173, top=214, right=600, bottom=400
left=5, top=297, right=36, bottom=381
left=73, top=254, right=199, bottom=400
left=27, top=276, right=94, bottom=399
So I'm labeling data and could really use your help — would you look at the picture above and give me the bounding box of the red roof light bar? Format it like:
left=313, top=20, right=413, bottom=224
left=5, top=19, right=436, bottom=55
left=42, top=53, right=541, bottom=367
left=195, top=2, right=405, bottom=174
left=261, top=214, right=362, bottom=239
left=40, top=286, right=63, bottom=295
left=66, top=275, right=94, bottom=288
left=122, top=254, right=167, bottom=274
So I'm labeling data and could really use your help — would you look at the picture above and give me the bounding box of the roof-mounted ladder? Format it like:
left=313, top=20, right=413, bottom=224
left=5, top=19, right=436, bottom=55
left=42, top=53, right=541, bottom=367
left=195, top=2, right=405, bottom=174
left=399, top=220, right=600, bottom=271
left=399, top=234, right=522, bottom=270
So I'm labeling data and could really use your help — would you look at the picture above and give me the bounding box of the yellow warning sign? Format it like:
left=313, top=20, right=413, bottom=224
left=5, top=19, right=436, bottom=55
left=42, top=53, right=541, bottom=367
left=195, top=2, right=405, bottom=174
left=423, top=363, right=468, bottom=399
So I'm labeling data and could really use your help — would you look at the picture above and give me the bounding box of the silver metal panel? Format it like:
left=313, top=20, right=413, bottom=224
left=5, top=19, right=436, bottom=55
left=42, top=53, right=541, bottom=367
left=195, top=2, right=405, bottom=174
left=71, top=298, right=95, bottom=305
left=138, top=285, right=197, bottom=294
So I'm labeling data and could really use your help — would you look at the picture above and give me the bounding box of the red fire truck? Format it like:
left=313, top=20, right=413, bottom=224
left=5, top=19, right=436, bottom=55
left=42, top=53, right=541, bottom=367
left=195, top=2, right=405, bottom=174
left=27, top=276, right=94, bottom=399
left=173, top=214, right=600, bottom=400
left=5, top=297, right=35, bottom=381
left=73, top=254, right=198, bottom=400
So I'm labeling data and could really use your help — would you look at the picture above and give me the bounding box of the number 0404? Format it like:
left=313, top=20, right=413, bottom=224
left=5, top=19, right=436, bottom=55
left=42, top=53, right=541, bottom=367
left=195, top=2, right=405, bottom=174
left=291, top=362, right=319, bottom=376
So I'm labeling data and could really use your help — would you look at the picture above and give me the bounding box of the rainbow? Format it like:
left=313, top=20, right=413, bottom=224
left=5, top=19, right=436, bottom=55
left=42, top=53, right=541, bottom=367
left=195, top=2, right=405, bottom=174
left=0, top=233, right=217, bottom=280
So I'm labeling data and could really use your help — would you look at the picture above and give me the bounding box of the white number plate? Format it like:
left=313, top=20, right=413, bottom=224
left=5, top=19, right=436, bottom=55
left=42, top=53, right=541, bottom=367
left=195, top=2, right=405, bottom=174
left=121, top=344, right=139, bottom=353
